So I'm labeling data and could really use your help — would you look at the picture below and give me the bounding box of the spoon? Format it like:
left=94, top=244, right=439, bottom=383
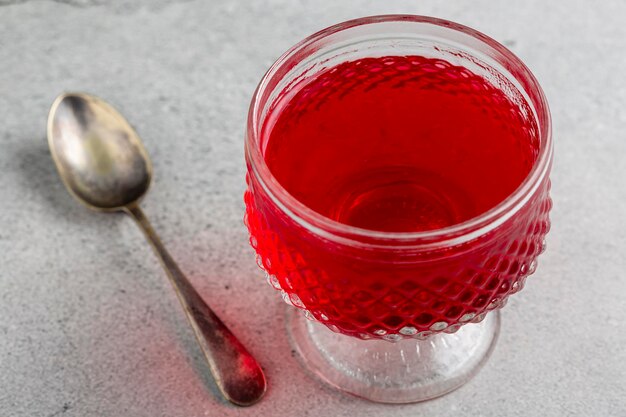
left=47, top=92, right=266, bottom=406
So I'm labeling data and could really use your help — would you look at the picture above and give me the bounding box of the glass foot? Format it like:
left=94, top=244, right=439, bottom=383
left=286, top=307, right=500, bottom=403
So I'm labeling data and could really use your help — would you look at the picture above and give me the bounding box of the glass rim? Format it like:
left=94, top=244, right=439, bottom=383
left=246, top=14, right=553, bottom=248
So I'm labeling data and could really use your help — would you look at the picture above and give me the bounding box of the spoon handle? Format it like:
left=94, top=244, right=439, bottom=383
left=125, top=204, right=267, bottom=406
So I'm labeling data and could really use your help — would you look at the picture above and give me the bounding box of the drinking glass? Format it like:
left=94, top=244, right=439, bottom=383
left=244, top=15, right=552, bottom=403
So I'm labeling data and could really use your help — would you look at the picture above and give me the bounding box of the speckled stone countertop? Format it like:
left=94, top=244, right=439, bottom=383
left=0, top=1, right=624, bottom=416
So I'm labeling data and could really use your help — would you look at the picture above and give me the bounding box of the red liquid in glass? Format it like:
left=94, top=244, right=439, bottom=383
left=264, top=56, right=539, bottom=232
left=245, top=56, right=551, bottom=338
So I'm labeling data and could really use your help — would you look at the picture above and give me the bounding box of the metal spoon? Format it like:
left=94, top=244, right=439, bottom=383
left=46, top=92, right=266, bottom=406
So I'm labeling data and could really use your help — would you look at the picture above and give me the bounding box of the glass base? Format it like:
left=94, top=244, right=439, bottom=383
left=286, top=307, right=500, bottom=403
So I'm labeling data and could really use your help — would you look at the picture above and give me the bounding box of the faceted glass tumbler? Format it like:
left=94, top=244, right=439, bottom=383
left=244, top=15, right=552, bottom=403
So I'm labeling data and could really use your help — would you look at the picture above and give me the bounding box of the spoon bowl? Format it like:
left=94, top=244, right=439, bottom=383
left=48, top=93, right=151, bottom=210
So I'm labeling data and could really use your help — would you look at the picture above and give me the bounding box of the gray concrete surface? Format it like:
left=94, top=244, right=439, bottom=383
left=0, top=1, right=624, bottom=416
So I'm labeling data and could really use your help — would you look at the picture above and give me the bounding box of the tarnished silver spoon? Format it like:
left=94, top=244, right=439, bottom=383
left=47, top=92, right=266, bottom=406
